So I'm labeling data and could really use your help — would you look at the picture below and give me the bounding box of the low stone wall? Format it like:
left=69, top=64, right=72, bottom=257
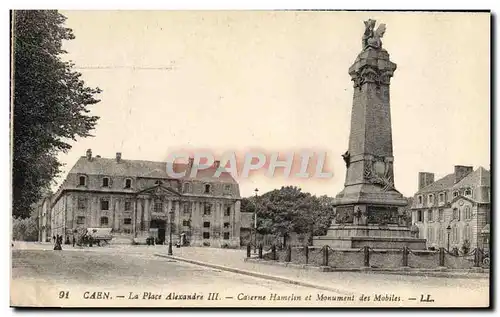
left=259, top=245, right=486, bottom=270
left=370, top=250, right=402, bottom=268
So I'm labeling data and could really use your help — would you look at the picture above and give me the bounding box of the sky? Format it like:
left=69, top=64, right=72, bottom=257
left=54, top=11, right=490, bottom=198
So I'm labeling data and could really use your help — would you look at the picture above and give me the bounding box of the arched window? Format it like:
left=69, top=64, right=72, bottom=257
left=464, top=206, right=472, bottom=220
left=464, top=224, right=471, bottom=241
left=428, top=194, right=434, bottom=205
left=452, top=225, right=459, bottom=244
left=183, top=182, right=191, bottom=193
left=204, top=184, right=211, bottom=194
left=79, top=175, right=87, bottom=186
left=125, top=178, right=132, bottom=189
left=100, top=217, right=109, bottom=226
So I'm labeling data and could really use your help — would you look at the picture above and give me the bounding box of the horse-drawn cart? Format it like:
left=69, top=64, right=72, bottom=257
left=78, top=228, right=113, bottom=247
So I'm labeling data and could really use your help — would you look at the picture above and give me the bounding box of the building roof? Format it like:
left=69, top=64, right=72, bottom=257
left=68, top=156, right=237, bottom=183
left=452, top=166, right=490, bottom=189
left=416, top=173, right=456, bottom=194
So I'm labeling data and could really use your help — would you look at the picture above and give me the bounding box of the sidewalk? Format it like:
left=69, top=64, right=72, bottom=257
left=155, top=247, right=490, bottom=299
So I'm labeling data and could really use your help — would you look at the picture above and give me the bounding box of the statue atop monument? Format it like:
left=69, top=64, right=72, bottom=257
left=362, top=19, right=386, bottom=50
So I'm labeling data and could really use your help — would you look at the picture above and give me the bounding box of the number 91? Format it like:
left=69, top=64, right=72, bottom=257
left=59, top=291, right=69, bottom=299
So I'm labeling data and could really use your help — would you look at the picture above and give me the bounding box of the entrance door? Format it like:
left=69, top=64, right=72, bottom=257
left=158, top=228, right=166, bottom=244
left=150, top=219, right=166, bottom=244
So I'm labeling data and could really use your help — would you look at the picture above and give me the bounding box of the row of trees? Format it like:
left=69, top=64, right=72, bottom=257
left=13, top=10, right=101, bottom=218
left=240, top=186, right=335, bottom=246
left=12, top=211, right=39, bottom=241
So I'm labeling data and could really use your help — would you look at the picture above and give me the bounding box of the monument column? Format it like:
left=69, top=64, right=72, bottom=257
left=314, top=19, right=425, bottom=250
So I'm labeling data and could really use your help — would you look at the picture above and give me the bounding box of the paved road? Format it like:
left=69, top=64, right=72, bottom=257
left=10, top=243, right=490, bottom=307
left=11, top=248, right=341, bottom=307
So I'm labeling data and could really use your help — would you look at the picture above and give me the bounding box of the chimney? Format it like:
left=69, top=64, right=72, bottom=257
left=116, top=152, right=122, bottom=163
left=214, top=160, right=220, bottom=169
left=454, top=165, right=473, bottom=183
left=86, top=149, right=92, bottom=161
left=188, top=157, right=194, bottom=168
left=418, top=172, right=434, bottom=190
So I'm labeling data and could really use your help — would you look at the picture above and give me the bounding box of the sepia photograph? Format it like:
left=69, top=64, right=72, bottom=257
left=9, top=9, right=491, bottom=308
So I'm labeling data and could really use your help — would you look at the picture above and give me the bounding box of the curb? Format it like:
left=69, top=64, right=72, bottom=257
left=244, top=258, right=489, bottom=279
left=154, top=253, right=355, bottom=296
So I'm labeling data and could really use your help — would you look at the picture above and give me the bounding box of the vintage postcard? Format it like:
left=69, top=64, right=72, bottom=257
left=10, top=10, right=491, bottom=308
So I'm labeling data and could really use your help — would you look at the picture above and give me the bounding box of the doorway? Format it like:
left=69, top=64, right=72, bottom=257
left=150, top=219, right=166, bottom=244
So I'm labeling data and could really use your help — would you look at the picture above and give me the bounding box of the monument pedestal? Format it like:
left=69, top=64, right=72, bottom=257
left=314, top=226, right=426, bottom=249
left=313, top=19, right=426, bottom=250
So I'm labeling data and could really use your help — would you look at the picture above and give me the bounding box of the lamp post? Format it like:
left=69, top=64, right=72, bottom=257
left=168, top=207, right=174, bottom=255
left=254, top=188, right=259, bottom=253
left=446, top=224, right=451, bottom=252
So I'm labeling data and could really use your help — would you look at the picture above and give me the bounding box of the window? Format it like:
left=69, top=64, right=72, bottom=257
left=79, top=176, right=86, bottom=186
left=123, top=228, right=132, bottom=234
left=183, top=220, right=190, bottom=226
left=183, top=183, right=191, bottom=193
left=77, top=197, right=87, bottom=210
left=427, top=210, right=433, bottom=222
left=427, top=227, right=433, bottom=243
left=452, top=225, right=459, bottom=243
left=418, top=196, right=423, bottom=204
left=464, top=224, right=471, bottom=241
left=223, top=232, right=230, bottom=240
left=204, top=203, right=211, bottom=215
left=439, top=193, right=445, bottom=203
left=100, top=217, right=109, bottom=226
left=125, top=179, right=132, bottom=189
left=417, top=210, right=423, bottom=222
left=224, top=222, right=230, bottom=229
left=452, top=208, right=458, bottom=220
left=439, top=209, right=444, bottom=221
left=102, top=177, right=110, bottom=187
left=428, top=194, right=434, bottom=205
left=224, top=184, right=231, bottom=192
left=124, top=218, right=132, bottom=225
left=203, top=221, right=210, bottom=228
left=437, top=228, right=443, bottom=244
left=77, top=216, right=85, bottom=224
left=125, top=201, right=131, bottom=211
left=154, top=202, right=163, bottom=213
left=464, top=206, right=472, bottom=220
left=465, top=188, right=472, bottom=196
left=100, top=199, right=109, bottom=211
left=453, top=191, right=459, bottom=198
left=204, top=184, right=211, bottom=194
left=203, top=232, right=210, bottom=239
left=182, top=203, right=190, bottom=214
left=224, top=206, right=231, bottom=217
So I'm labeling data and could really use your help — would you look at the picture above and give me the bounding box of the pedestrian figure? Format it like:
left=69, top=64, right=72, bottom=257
left=54, top=236, right=62, bottom=251
left=72, top=236, right=75, bottom=247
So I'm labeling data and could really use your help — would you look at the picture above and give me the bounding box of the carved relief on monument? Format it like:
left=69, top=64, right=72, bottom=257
left=353, top=205, right=368, bottom=225
left=351, top=66, right=395, bottom=89
left=334, top=205, right=354, bottom=224
left=363, top=157, right=395, bottom=191
left=367, top=206, right=398, bottom=225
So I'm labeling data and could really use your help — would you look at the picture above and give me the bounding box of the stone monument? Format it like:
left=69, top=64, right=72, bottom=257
left=313, top=20, right=426, bottom=250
